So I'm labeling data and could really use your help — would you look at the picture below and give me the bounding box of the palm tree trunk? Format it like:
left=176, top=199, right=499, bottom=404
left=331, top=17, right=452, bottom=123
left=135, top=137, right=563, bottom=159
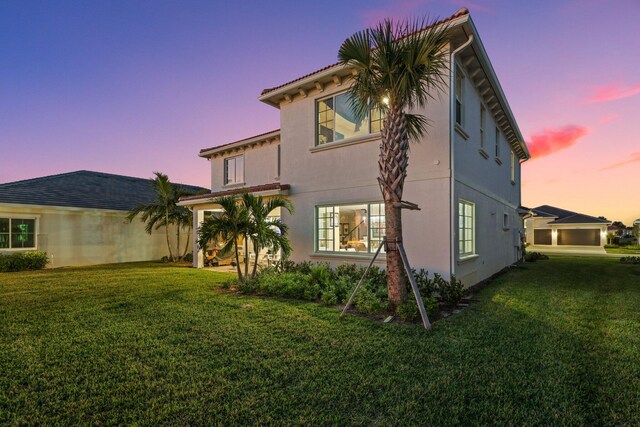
left=251, top=241, right=260, bottom=278
left=379, top=106, right=409, bottom=309
left=165, top=209, right=174, bottom=261
left=176, top=226, right=181, bottom=261
left=234, top=241, right=243, bottom=281
left=244, top=235, right=249, bottom=279
left=183, top=226, right=191, bottom=257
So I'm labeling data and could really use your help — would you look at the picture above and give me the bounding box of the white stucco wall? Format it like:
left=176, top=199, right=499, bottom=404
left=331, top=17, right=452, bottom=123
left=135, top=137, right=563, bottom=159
left=278, top=77, right=453, bottom=276
left=452, top=59, right=525, bottom=285
left=209, top=141, right=280, bottom=192
left=0, top=204, right=178, bottom=267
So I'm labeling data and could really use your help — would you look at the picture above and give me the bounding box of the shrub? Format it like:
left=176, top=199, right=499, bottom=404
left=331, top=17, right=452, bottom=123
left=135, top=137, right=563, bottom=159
left=437, top=275, right=465, bottom=307
left=0, top=251, right=48, bottom=272
left=396, top=296, right=439, bottom=322
left=620, top=256, right=640, bottom=265
left=353, top=287, right=387, bottom=314
left=182, top=252, right=193, bottom=263
left=525, top=252, right=549, bottom=262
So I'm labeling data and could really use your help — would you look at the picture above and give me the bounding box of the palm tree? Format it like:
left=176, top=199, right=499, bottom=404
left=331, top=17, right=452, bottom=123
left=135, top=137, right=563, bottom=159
left=242, top=193, right=293, bottom=278
left=338, top=17, right=451, bottom=308
left=196, top=195, right=250, bottom=280
left=127, top=172, right=178, bottom=261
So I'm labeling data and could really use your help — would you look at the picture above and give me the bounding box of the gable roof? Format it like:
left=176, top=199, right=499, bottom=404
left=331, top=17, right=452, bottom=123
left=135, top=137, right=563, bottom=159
left=531, top=205, right=610, bottom=225
left=256, top=8, right=529, bottom=161
left=259, top=8, right=471, bottom=97
left=0, top=170, right=207, bottom=212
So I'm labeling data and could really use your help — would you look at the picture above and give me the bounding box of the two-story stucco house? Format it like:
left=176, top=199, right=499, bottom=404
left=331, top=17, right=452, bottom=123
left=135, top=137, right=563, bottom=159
left=179, top=8, right=530, bottom=286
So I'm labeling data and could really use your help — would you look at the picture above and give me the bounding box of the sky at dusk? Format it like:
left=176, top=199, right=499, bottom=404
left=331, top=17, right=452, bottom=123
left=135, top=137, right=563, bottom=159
left=1, top=0, right=639, bottom=224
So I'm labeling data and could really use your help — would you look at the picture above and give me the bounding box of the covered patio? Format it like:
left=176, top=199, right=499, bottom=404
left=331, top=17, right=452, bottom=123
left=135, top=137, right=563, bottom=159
left=177, top=183, right=290, bottom=269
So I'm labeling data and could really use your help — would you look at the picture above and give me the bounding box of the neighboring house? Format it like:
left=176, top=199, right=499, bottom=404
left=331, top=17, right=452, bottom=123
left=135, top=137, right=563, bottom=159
left=0, top=171, right=205, bottom=267
left=179, top=8, right=531, bottom=286
left=524, top=205, right=610, bottom=250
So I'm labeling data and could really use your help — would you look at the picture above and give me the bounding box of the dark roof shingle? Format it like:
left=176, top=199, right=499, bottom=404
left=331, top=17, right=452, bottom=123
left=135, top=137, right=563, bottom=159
left=0, top=171, right=207, bottom=212
left=531, top=205, right=609, bottom=224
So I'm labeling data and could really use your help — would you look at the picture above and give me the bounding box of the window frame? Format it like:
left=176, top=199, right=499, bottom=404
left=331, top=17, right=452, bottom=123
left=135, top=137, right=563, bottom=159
left=315, top=91, right=382, bottom=146
left=223, top=154, right=244, bottom=186
left=510, top=150, right=516, bottom=183
left=458, top=200, right=475, bottom=258
left=495, top=126, right=501, bottom=158
left=0, top=216, right=38, bottom=250
left=455, top=66, right=464, bottom=127
left=315, top=201, right=386, bottom=255
left=479, top=103, right=486, bottom=149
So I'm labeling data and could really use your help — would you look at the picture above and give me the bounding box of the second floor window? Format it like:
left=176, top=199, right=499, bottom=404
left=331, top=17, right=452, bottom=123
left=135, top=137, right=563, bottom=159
left=455, top=66, right=464, bottom=126
left=224, top=155, right=244, bottom=185
left=316, top=92, right=383, bottom=145
left=480, top=104, right=486, bottom=149
left=510, top=150, right=516, bottom=182
left=495, top=127, right=501, bottom=158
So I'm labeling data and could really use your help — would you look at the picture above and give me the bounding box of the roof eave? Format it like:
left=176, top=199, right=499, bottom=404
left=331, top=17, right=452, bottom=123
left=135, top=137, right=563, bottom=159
left=463, top=17, right=530, bottom=160
left=198, top=130, right=281, bottom=158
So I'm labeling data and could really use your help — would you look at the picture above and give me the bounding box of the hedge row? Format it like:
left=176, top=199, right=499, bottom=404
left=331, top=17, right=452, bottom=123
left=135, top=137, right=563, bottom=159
left=0, top=251, right=49, bottom=272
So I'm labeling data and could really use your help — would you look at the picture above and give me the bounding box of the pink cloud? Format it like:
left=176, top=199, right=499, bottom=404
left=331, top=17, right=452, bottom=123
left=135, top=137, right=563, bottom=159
left=601, top=152, right=640, bottom=171
left=586, top=83, right=640, bottom=104
left=527, top=125, right=589, bottom=159
left=598, top=114, right=619, bottom=125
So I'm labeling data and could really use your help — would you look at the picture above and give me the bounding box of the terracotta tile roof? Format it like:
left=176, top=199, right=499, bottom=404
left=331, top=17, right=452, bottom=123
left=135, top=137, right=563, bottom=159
left=199, top=129, right=280, bottom=155
left=259, top=8, right=470, bottom=96
left=179, top=183, right=290, bottom=202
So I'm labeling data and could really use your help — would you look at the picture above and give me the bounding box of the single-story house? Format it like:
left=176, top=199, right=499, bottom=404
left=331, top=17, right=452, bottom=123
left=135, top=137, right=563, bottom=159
left=0, top=170, right=205, bottom=267
left=524, top=205, right=610, bottom=251
left=179, top=8, right=531, bottom=287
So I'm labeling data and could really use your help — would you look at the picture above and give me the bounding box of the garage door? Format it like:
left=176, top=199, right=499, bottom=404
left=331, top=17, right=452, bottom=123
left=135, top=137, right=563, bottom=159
left=534, top=229, right=552, bottom=245
left=557, top=229, right=600, bottom=246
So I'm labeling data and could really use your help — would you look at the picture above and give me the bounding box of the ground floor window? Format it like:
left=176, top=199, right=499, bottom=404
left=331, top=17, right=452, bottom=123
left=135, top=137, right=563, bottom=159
left=0, top=217, right=36, bottom=249
left=316, top=202, right=385, bottom=253
left=458, top=200, right=475, bottom=256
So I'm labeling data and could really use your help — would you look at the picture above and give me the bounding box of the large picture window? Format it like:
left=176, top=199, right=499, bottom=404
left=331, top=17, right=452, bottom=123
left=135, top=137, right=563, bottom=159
left=224, top=155, right=244, bottom=185
left=316, top=92, right=384, bottom=145
left=0, top=217, right=36, bottom=249
left=458, top=200, right=475, bottom=257
left=316, top=203, right=385, bottom=253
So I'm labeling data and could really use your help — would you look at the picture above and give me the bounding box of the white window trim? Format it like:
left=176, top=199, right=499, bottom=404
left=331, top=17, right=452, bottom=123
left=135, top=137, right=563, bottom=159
left=315, top=90, right=383, bottom=147
left=0, top=215, right=39, bottom=251
left=458, top=199, right=475, bottom=258
left=315, top=201, right=386, bottom=256
left=510, top=150, right=516, bottom=184
left=223, top=154, right=244, bottom=186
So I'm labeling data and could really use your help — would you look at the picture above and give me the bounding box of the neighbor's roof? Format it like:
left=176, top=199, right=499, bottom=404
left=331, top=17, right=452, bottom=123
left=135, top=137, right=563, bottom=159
left=531, top=205, right=610, bottom=224
left=0, top=170, right=207, bottom=212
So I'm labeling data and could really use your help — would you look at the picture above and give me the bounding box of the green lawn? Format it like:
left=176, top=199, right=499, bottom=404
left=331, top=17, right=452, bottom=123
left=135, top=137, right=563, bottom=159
left=605, top=245, right=640, bottom=254
left=1, top=258, right=639, bottom=425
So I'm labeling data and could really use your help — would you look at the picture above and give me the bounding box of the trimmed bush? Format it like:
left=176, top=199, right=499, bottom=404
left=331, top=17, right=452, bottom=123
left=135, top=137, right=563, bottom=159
left=525, top=252, right=549, bottom=262
left=620, top=256, right=640, bottom=265
left=0, top=251, right=49, bottom=272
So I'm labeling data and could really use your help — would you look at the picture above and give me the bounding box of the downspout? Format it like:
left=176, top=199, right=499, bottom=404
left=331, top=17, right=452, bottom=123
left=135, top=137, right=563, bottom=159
left=449, top=33, right=474, bottom=279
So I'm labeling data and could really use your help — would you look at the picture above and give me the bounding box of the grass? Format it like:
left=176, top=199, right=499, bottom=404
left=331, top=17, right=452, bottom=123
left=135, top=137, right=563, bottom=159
left=605, top=245, right=640, bottom=254
left=1, top=258, right=639, bottom=425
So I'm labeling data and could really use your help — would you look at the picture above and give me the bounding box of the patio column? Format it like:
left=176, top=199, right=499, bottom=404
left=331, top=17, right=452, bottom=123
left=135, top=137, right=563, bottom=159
left=192, top=207, right=204, bottom=268
left=551, top=227, right=558, bottom=246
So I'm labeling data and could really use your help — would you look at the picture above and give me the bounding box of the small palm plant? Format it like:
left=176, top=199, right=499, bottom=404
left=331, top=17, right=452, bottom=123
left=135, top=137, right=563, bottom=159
left=242, top=193, right=293, bottom=278
left=127, top=172, right=180, bottom=261
left=197, top=195, right=250, bottom=280
left=338, top=17, right=451, bottom=308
